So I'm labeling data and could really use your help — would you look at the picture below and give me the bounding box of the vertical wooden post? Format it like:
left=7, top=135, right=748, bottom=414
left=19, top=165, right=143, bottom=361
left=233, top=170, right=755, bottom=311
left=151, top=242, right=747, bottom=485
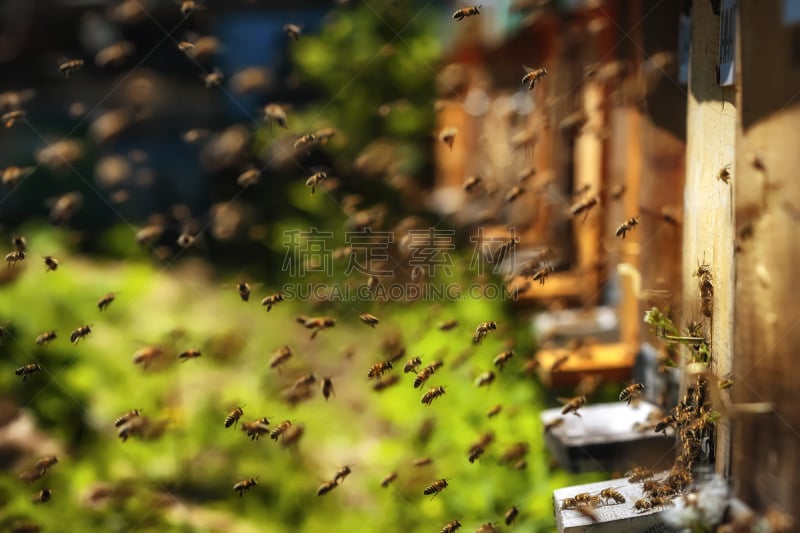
left=732, top=0, right=800, bottom=518
left=683, top=0, right=736, bottom=477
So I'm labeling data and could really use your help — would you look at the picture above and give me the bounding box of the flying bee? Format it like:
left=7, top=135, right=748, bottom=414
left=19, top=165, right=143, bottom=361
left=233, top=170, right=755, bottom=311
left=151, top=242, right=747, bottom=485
left=236, top=169, right=261, bottom=188
left=472, top=321, right=497, bottom=344
left=522, top=357, right=541, bottom=375
left=560, top=395, right=586, bottom=417
left=487, top=404, right=502, bottom=418
left=5, top=250, right=25, bottom=267
left=332, top=465, right=352, bottom=484
left=305, top=171, right=328, bottom=194
left=263, top=103, right=288, bottom=128
left=600, top=488, right=626, bottom=504
left=70, top=325, right=91, bottom=344
left=283, top=23, right=302, bottom=40
left=453, top=5, right=480, bottom=20
left=505, top=185, right=526, bottom=203
left=373, top=374, right=400, bottom=391
left=359, top=313, right=379, bottom=327
left=270, top=420, right=292, bottom=440
left=203, top=68, right=224, bottom=88
left=321, top=378, right=335, bottom=400
left=261, top=292, right=284, bottom=311
left=297, top=315, right=335, bottom=339
left=615, top=216, right=639, bottom=239
left=32, top=488, right=52, bottom=504
left=468, top=445, right=485, bottom=463
left=2, top=109, right=25, bottom=128
left=475, top=370, right=495, bottom=387
left=440, top=519, right=462, bottom=533
left=626, top=467, right=654, bottom=482
left=177, top=41, right=195, bottom=54
left=233, top=478, right=257, bottom=497
left=569, top=195, right=599, bottom=220
left=133, top=345, right=163, bottom=369
left=380, top=471, right=397, bottom=488
left=475, top=522, right=499, bottom=533
left=717, top=164, right=732, bottom=184
left=439, top=127, right=458, bottom=150
left=532, top=264, right=553, bottom=285
left=241, top=418, right=270, bottom=441
left=413, top=366, right=434, bottom=388
left=97, top=292, right=116, bottom=311
left=58, top=59, right=84, bottom=78
left=225, top=407, right=244, bottom=428
left=269, top=346, right=292, bottom=369
left=317, top=479, right=338, bottom=496
left=114, top=409, right=141, bottom=427
left=178, top=349, right=201, bottom=361
left=518, top=166, right=537, bottom=183
left=368, top=361, right=393, bottom=379
left=423, top=478, right=449, bottom=498
left=493, top=238, right=518, bottom=265
left=43, top=256, right=59, bottom=271
left=463, top=175, right=482, bottom=193
left=412, top=457, right=434, bottom=467
left=15, top=363, right=41, bottom=382
left=35, top=331, right=57, bottom=346
left=654, top=414, right=676, bottom=436
left=619, top=383, right=645, bottom=405
left=493, top=349, right=514, bottom=370
left=34, top=455, right=58, bottom=473
left=293, top=373, right=317, bottom=389
left=421, top=385, right=446, bottom=405
left=232, top=281, right=255, bottom=302
left=544, top=417, right=565, bottom=432
left=403, top=356, right=422, bottom=373
left=314, top=127, right=337, bottom=143
left=438, top=319, right=458, bottom=331
left=505, top=506, right=519, bottom=525
left=294, top=133, right=317, bottom=150
left=522, top=66, right=548, bottom=91
left=2, top=166, right=34, bottom=187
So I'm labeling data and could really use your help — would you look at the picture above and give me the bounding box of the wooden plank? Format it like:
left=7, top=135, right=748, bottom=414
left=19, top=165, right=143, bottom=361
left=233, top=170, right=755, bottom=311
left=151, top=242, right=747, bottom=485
left=536, top=341, right=635, bottom=387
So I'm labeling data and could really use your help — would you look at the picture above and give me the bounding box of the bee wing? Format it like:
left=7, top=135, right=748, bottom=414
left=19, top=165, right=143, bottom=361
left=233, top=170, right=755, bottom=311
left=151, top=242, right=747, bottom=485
left=556, top=397, right=573, bottom=405
left=522, top=65, right=535, bottom=73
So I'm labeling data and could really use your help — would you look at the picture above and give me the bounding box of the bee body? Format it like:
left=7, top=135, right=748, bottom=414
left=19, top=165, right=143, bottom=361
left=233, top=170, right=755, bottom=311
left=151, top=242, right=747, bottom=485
left=225, top=407, right=244, bottom=428
left=600, top=488, right=626, bottom=504
left=367, top=361, right=393, bottom=380
left=472, top=321, right=497, bottom=344
left=293, top=373, right=316, bottom=389
left=475, top=370, right=495, bottom=387
left=440, top=519, right=462, bottom=533
left=241, top=418, right=270, bottom=440
left=261, top=292, right=284, bottom=311
left=114, top=409, right=141, bottom=427
left=305, top=172, right=328, bottom=194
left=2, top=109, right=25, bottom=127
left=233, top=478, right=257, bottom=497
left=43, top=256, right=59, bottom=271
left=5, top=250, right=25, bottom=267
left=264, top=104, right=288, bottom=128
left=333, top=465, right=351, bottom=484
left=423, top=478, right=449, bottom=497
left=421, top=385, right=446, bottom=405
left=317, top=480, right=338, bottom=496
left=521, top=67, right=548, bottom=91
left=544, top=417, right=564, bottom=432
left=626, top=466, right=654, bottom=483
left=504, top=506, right=519, bottom=525
left=32, top=488, right=52, bottom=504
left=619, top=383, right=645, bottom=405
left=403, top=356, right=422, bottom=373
left=59, top=59, right=84, bottom=78
left=321, top=377, right=335, bottom=400
left=453, top=5, right=481, bottom=21
left=16, top=363, right=41, bottom=382
left=487, top=404, right=502, bottom=417
left=633, top=498, right=653, bottom=512
left=97, top=293, right=116, bottom=311
left=615, top=216, right=639, bottom=239
left=270, top=345, right=292, bottom=369
left=569, top=195, right=599, bottom=219
left=70, top=325, right=91, bottom=344
left=438, top=319, right=458, bottom=331
left=468, top=445, right=484, bottom=463
left=380, top=471, right=397, bottom=488
left=283, top=24, right=302, bottom=40
left=35, top=331, right=57, bottom=346
left=270, top=420, right=292, bottom=440
left=463, top=175, right=482, bottom=193
left=560, top=395, right=586, bottom=416
left=493, top=350, right=514, bottom=370
left=237, top=169, right=261, bottom=188
left=359, top=313, right=379, bottom=327
left=178, top=349, right=201, bottom=361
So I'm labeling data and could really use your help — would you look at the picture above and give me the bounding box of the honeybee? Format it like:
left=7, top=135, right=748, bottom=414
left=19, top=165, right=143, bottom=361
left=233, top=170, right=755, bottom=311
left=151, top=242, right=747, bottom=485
left=359, top=313, right=379, bottom=327
left=269, top=346, right=292, bottom=370
left=499, top=442, right=529, bottom=465
left=32, top=488, right=52, bottom=504
left=133, top=345, right=163, bottom=369
left=403, top=356, right=422, bottom=373
left=472, top=321, right=497, bottom=344
left=544, top=417, right=565, bottom=432
left=305, top=171, right=328, bottom=194
left=439, top=127, right=458, bottom=150
left=15, top=363, right=42, bottom=382
left=475, top=370, right=495, bottom=387
left=241, top=418, right=270, bottom=441
left=619, top=383, right=645, bottom=405
left=2, top=109, right=25, bottom=128
left=463, top=175, right=482, bottom=193
left=413, top=366, right=434, bottom=388
left=367, top=361, right=393, bottom=380
left=493, top=350, right=514, bottom=370
left=493, top=238, right=518, bottom=265
left=270, top=420, right=292, bottom=440
left=412, top=457, right=433, bottom=467
left=315, top=128, right=337, bottom=143
left=332, top=465, right=352, bottom=484
left=505, top=506, right=519, bottom=525
left=293, top=373, right=317, bottom=389
left=294, top=133, right=318, bottom=150
left=695, top=261, right=714, bottom=318
left=297, top=315, right=336, bottom=339
left=97, top=292, right=116, bottom=311
left=225, top=407, right=244, bottom=428
left=561, top=497, right=578, bottom=510
left=522, top=357, right=541, bottom=375
left=43, top=256, right=59, bottom=272
left=440, top=519, right=462, bottom=533
left=177, top=41, right=195, bottom=55
left=505, top=185, right=526, bottom=203
left=633, top=498, right=653, bottom=512
left=600, top=488, right=626, bottom=504
left=263, top=103, right=288, bottom=128
left=5, top=250, right=25, bottom=267
left=381, top=471, right=398, bottom=488
left=280, top=423, right=303, bottom=446
left=650, top=496, right=675, bottom=509
left=261, top=292, right=284, bottom=312
left=113, top=410, right=142, bottom=429
left=18, top=468, right=45, bottom=483
left=474, top=522, right=498, bottom=533
left=438, top=319, right=458, bottom=331
left=317, top=480, right=338, bottom=496
left=626, top=466, right=654, bottom=482
left=321, top=377, right=335, bottom=400
left=373, top=374, right=400, bottom=391
left=34, top=455, right=58, bottom=473
left=70, top=325, right=92, bottom=344
left=203, top=69, right=224, bottom=88
left=453, top=5, right=481, bottom=20
left=236, top=169, right=261, bottom=188
left=569, top=195, right=599, bottom=220
left=468, top=445, right=484, bottom=463
left=487, top=404, right=502, bottom=418
left=522, top=66, right=548, bottom=91
left=283, top=24, right=302, bottom=40
left=560, top=395, right=586, bottom=417
left=35, top=331, right=57, bottom=346
left=58, top=59, right=84, bottom=78
left=2, top=166, right=34, bottom=187
left=717, top=164, right=731, bottom=183
left=615, top=216, right=639, bottom=239
left=178, top=349, right=201, bottom=361
left=550, top=354, right=570, bottom=372
left=233, top=478, right=258, bottom=497
left=423, top=478, right=449, bottom=497
left=532, top=264, right=554, bottom=285
left=11, top=235, right=26, bottom=253
left=421, top=386, right=446, bottom=405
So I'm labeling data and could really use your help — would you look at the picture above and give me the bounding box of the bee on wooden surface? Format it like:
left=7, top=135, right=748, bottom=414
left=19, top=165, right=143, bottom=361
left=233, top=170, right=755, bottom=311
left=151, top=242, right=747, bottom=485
left=320, top=377, right=335, bottom=400
left=97, top=292, right=116, bottom=311
left=43, top=256, right=59, bottom=272
left=424, top=478, right=450, bottom=497
left=569, top=195, right=599, bottom=220
left=359, top=313, right=379, bottom=327
left=32, top=488, right=52, bottom=504
left=241, top=418, right=270, bottom=441
left=233, top=478, right=258, bottom=497
left=373, top=374, right=400, bottom=392
left=600, top=488, right=626, bottom=504
left=133, top=345, right=163, bottom=369
left=493, top=349, right=514, bottom=370
left=225, top=407, right=244, bottom=428
left=453, top=5, right=481, bottom=20
left=403, top=356, right=422, bottom=373
left=283, top=24, right=302, bottom=40
left=317, top=479, right=338, bottom=496
left=626, top=466, right=654, bottom=482
left=381, top=471, right=398, bottom=488
left=70, top=325, right=92, bottom=344
left=619, top=383, right=645, bottom=405
left=270, top=420, right=292, bottom=440
left=2, top=166, right=34, bottom=187
left=35, top=331, right=57, bottom=346
left=560, top=395, right=586, bottom=417
left=368, top=361, right=393, bottom=379
left=505, top=185, right=526, bottom=204
left=717, top=164, right=731, bottom=184
left=615, top=216, right=639, bottom=239
left=261, top=292, right=284, bottom=312
left=5, top=250, right=25, bottom=267
left=178, top=349, right=201, bottom=361
left=522, top=66, right=548, bottom=91
left=475, top=370, right=495, bottom=387
left=305, top=171, right=328, bottom=194
left=438, top=319, right=458, bottom=331
left=544, top=417, right=564, bottom=432
left=649, top=496, right=675, bottom=509
left=439, top=127, right=458, bottom=150
left=59, top=59, right=84, bottom=78
left=468, top=445, right=484, bottom=463
left=440, top=519, right=462, bottom=533
left=487, top=404, right=502, bottom=418
left=114, top=409, right=141, bottom=427
left=236, top=168, right=261, bottom=188
left=561, top=497, right=578, bottom=510
left=421, top=385, right=446, bottom=405
left=463, top=175, right=482, bottom=193
left=472, top=321, right=497, bottom=344
left=2, top=109, right=25, bottom=128
left=269, top=346, right=292, bottom=370
left=263, top=103, right=288, bottom=128
left=505, top=506, right=519, bottom=525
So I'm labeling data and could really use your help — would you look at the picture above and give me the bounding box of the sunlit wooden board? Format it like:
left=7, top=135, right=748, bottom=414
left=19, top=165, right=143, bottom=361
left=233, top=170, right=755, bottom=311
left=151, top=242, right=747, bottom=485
left=535, top=341, right=636, bottom=387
